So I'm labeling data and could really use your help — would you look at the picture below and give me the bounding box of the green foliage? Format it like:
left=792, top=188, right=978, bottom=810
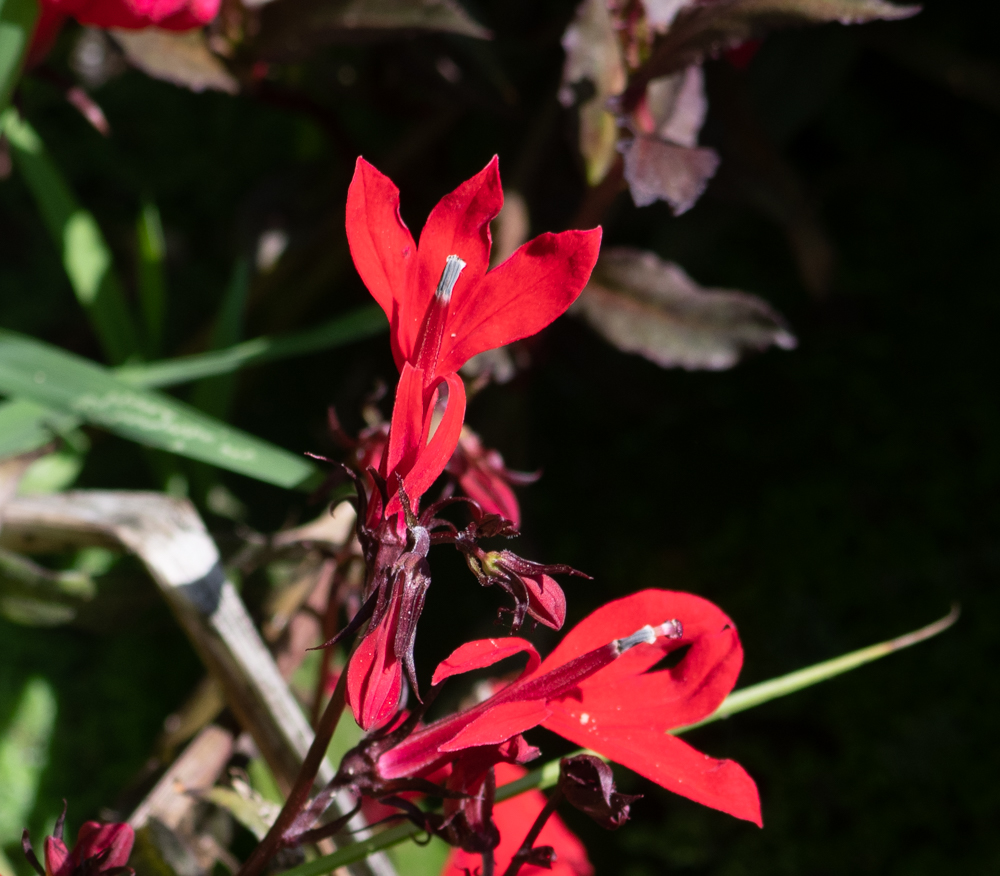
left=0, top=0, right=36, bottom=111
left=0, top=329, right=317, bottom=486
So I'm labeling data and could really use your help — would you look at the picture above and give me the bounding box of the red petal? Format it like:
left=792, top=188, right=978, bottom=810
left=346, top=608, right=403, bottom=731
left=72, top=823, right=135, bottom=871
left=401, top=157, right=503, bottom=363
left=431, top=637, right=541, bottom=687
left=386, top=373, right=466, bottom=515
left=384, top=362, right=426, bottom=483
left=457, top=464, right=521, bottom=527
left=535, top=589, right=742, bottom=727
left=523, top=572, right=566, bottom=630
left=540, top=716, right=762, bottom=826
left=439, top=699, right=551, bottom=752
left=446, top=762, right=594, bottom=876
left=43, top=837, right=69, bottom=876
left=437, top=228, right=602, bottom=375
left=345, top=157, right=417, bottom=370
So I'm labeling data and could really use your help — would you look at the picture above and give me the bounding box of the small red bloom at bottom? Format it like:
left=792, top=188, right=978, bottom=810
left=443, top=762, right=592, bottom=876
left=23, top=811, right=134, bottom=876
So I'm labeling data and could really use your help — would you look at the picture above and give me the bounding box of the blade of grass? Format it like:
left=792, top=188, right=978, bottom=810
left=273, top=605, right=959, bottom=876
left=116, top=304, right=387, bottom=388
left=0, top=398, right=79, bottom=458
left=0, top=108, right=140, bottom=364
left=137, top=200, right=167, bottom=358
left=0, top=330, right=316, bottom=488
left=0, top=305, right=385, bottom=459
left=0, top=0, right=37, bottom=111
left=190, top=257, right=251, bottom=418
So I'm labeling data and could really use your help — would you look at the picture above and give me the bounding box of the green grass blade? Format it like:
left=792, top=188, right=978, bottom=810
left=0, top=108, right=140, bottom=364
left=0, top=398, right=79, bottom=458
left=0, top=330, right=316, bottom=487
left=136, top=200, right=167, bottom=357
left=672, top=604, right=960, bottom=733
left=0, top=0, right=37, bottom=111
left=190, top=257, right=251, bottom=418
left=273, top=606, right=959, bottom=876
left=116, top=304, right=387, bottom=388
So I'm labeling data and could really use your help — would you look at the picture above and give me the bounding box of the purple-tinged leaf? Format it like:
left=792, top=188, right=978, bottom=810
left=620, top=135, right=719, bottom=213
left=574, top=247, right=797, bottom=370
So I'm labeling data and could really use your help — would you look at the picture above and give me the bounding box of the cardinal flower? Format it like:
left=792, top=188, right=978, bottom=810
left=341, top=156, right=601, bottom=731
left=346, top=155, right=601, bottom=524
left=23, top=809, right=135, bottom=876
left=326, top=589, right=760, bottom=853
left=444, top=762, right=593, bottom=876
left=29, top=0, right=220, bottom=67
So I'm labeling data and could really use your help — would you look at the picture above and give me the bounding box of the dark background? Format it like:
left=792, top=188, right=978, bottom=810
left=2, top=0, right=998, bottom=872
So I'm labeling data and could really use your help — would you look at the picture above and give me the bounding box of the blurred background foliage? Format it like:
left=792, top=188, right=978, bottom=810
left=1, top=0, right=998, bottom=872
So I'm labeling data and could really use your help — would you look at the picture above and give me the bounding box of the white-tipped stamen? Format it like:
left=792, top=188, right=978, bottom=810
left=615, top=619, right=684, bottom=654
left=436, top=255, right=466, bottom=303
left=654, top=619, right=684, bottom=640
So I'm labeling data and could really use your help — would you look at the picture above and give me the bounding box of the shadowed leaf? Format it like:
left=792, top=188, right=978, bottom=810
left=0, top=109, right=140, bottom=364
left=574, top=247, right=796, bottom=369
left=257, top=0, right=489, bottom=61
left=111, top=28, right=238, bottom=94
left=0, top=0, right=37, bottom=111
left=625, top=0, right=920, bottom=100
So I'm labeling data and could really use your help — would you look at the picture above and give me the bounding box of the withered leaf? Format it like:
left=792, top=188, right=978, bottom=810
left=574, top=247, right=797, bottom=370
left=620, top=135, right=719, bottom=213
left=257, top=0, right=489, bottom=61
left=628, top=0, right=919, bottom=90
left=110, top=29, right=238, bottom=94
left=560, top=0, right=627, bottom=184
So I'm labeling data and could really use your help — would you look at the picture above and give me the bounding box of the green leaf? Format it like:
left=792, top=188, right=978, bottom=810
left=0, top=108, right=140, bottom=364
left=0, top=330, right=316, bottom=488
left=0, top=398, right=78, bottom=458
left=0, top=306, right=385, bottom=461
left=0, top=677, right=57, bottom=844
left=137, top=201, right=168, bottom=357
left=0, top=0, right=36, bottom=111
left=116, top=304, right=387, bottom=388
left=190, top=258, right=251, bottom=418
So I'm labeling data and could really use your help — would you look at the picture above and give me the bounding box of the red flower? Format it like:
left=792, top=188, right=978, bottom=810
left=444, top=762, right=593, bottom=876
left=29, top=0, right=220, bottom=66
left=23, top=813, right=134, bottom=876
left=345, top=155, right=601, bottom=520
left=367, top=589, right=761, bottom=827
left=340, top=157, right=600, bottom=731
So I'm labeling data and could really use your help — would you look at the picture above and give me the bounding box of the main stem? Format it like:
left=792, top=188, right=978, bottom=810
left=237, top=665, right=351, bottom=876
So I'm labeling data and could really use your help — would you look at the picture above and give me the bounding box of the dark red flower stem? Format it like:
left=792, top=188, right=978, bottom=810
left=237, top=661, right=352, bottom=876
left=499, top=788, right=564, bottom=876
